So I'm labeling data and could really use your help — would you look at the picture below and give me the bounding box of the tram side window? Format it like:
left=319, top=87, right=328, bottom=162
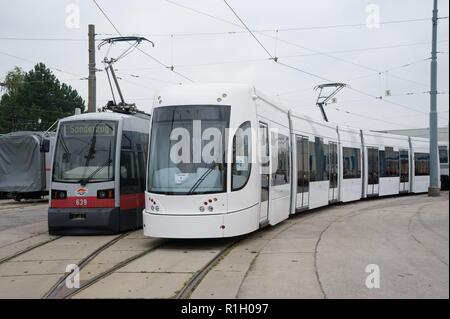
left=120, top=131, right=140, bottom=194
left=309, top=137, right=328, bottom=181
left=439, top=146, right=448, bottom=164
left=272, top=132, right=290, bottom=186
left=415, top=152, right=430, bottom=176
left=232, top=121, right=252, bottom=191
left=400, top=150, right=409, bottom=183
left=380, top=147, right=399, bottom=177
left=323, top=143, right=329, bottom=181
left=343, top=147, right=361, bottom=179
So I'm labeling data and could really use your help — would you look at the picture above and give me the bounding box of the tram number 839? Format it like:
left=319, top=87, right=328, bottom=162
left=75, top=198, right=88, bottom=206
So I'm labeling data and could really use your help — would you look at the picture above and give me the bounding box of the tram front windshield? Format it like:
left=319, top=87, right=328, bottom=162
left=52, top=120, right=118, bottom=183
left=148, top=105, right=230, bottom=195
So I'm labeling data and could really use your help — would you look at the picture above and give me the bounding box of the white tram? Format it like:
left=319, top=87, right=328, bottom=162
left=143, top=83, right=436, bottom=239
left=49, top=111, right=150, bottom=235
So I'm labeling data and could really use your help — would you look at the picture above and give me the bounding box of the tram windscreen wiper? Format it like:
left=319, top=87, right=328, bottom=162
left=78, top=141, right=113, bottom=186
left=187, top=162, right=220, bottom=195
left=78, top=158, right=113, bottom=186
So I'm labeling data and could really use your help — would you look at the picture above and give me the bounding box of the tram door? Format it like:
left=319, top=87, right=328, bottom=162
left=367, top=147, right=379, bottom=196
left=329, top=142, right=339, bottom=203
left=295, top=135, right=309, bottom=210
left=259, top=122, right=270, bottom=224
left=399, top=150, right=409, bottom=193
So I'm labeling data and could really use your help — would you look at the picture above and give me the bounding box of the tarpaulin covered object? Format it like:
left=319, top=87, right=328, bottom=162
left=0, top=131, right=54, bottom=193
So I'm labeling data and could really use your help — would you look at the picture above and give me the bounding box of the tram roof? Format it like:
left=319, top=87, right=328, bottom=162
left=155, top=83, right=430, bottom=144
left=58, top=111, right=138, bottom=123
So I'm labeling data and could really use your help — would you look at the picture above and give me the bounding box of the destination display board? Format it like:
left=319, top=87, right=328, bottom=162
left=63, top=121, right=116, bottom=137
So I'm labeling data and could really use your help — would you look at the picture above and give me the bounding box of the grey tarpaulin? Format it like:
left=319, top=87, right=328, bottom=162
left=0, top=131, right=54, bottom=193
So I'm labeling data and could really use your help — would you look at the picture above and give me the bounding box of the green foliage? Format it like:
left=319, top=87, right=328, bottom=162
left=0, top=63, right=85, bottom=133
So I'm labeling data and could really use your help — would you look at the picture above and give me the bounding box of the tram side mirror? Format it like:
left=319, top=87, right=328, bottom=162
left=40, top=139, right=50, bottom=153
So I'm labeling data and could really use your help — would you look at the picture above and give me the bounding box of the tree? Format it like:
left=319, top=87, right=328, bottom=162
left=0, top=63, right=85, bottom=133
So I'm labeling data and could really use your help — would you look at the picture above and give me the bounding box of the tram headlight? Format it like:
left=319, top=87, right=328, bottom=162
left=97, top=189, right=115, bottom=199
left=51, top=190, right=67, bottom=199
left=155, top=206, right=160, bottom=212
left=207, top=206, right=214, bottom=212
left=199, top=206, right=205, bottom=212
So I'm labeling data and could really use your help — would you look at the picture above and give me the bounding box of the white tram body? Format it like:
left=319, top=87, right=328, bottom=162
left=143, top=83, right=436, bottom=239
left=49, top=112, right=150, bottom=235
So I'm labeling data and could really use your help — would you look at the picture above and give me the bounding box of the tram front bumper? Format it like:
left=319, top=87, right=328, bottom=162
left=142, top=205, right=259, bottom=239
left=48, top=207, right=120, bottom=235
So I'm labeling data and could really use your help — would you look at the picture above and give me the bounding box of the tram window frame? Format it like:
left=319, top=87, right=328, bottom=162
left=329, top=142, right=338, bottom=188
left=439, top=146, right=448, bottom=164
left=400, top=150, right=409, bottom=183
left=367, top=147, right=379, bottom=185
left=231, top=121, right=252, bottom=191
left=343, top=147, right=361, bottom=179
left=296, top=136, right=309, bottom=193
left=414, top=152, right=430, bottom=176
left=120, top=131, right=141, bottom=194
left=136, top=132, right=149, bottom=192
left=272, top=132, right=290, bottom=186
left=380, top=147, right=399, bottom=177
left=309, top=137, right=328, bottom=182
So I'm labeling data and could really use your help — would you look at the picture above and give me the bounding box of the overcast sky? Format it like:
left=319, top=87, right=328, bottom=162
left=0, top=0, right=448, bottom=130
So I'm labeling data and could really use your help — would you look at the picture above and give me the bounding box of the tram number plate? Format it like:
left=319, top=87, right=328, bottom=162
left=75, top=198, right=88, bottom=206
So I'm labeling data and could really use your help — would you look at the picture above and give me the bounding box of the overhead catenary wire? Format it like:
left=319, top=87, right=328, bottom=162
left=1, top=16, right=447, bottom=41
left=96, top=6, right=446, bottom=37
left=223, top=0, right=275, bottom=60
left=115, top=40, right=448, bottom=74
left=0, top=49, right=175, bottom=98
left=328, top=106, right=419, bottom=129
left=167, top=0, right=446, bottom=92
left=274, top=57, right=435, bottom=97
left=2, top=2, right=444, bottom=129
left=91, top=0, right=194, bottom=83
left=0, top=50, right=86, bottom=79
left=220, top=0, right=448, bottom=124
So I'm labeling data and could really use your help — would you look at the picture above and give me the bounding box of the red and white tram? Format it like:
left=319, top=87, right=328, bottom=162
left=48, top=111, right=150, bottom=235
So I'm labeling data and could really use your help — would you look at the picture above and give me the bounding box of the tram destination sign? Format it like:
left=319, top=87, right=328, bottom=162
left=64, top=122, right=116, bottom=137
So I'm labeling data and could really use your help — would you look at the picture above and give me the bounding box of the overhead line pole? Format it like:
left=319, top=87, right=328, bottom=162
left=428, top=0, right=440, bottom=197
left=88, top=24, right=96, bottom=113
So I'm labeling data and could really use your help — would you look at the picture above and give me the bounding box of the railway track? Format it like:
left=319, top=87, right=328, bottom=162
left=0, top=235, right=62, bottom=265
left=58, top=197, right=423, bottom=299
left=175, top=238, right=242, bottom=299
left=44, top=232, right=130, bottom=299
left=46, top=237, right=167, bottom=299
left=53, top=236, right=243, bottom=299
left=3, top=195, right=443, bottom=299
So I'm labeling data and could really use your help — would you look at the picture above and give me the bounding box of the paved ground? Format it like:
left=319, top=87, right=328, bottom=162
left=0, top=199, right=51, bottom=263
left=191, top=193, right=449, bottom=299
left=317, top=195, right=448, bottom=298
left=0, top=193, right=448, bottom=299
left=0, top=199, right=48, bottom=231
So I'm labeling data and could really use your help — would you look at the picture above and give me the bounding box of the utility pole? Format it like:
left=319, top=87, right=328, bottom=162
left=88, top=24, right=96, bottom=113
left=428, top=0, right=440, bottom=197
